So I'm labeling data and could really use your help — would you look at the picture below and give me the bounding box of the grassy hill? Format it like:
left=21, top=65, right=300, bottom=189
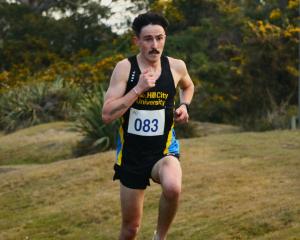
left=0, top=125, right=299, bottom=239
left=0, top=122, right=83, bottom=165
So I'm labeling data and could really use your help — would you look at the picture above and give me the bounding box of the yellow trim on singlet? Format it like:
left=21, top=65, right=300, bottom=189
left=117, top=125, right=124, bottom=165
left=163, top=123, right=174, bottom=155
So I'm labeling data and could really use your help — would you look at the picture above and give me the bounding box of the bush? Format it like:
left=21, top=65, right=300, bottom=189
left=0, top=77, right=83, bottom=132
left=0, top=54, right=125, bottom=92
left=75, top=84, right=120, bottom=155
left=240, top=105, right=298, bottom=131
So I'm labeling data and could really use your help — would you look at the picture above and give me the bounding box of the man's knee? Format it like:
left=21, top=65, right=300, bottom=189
left=122, top=222, right=140, bottom=238
left=163, top=182, right=181, bottom=200
left=160, top=158, right=182, bottom=200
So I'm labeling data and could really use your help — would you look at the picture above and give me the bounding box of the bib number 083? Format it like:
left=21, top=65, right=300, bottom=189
left=128, top=108, right=165, bottom=136
left=134, top=118, right=158, bottom=133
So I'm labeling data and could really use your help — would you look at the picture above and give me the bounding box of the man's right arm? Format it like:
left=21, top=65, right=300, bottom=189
left=102, top=59, right=158, bottom=124
left=101, top=60, right=141, bottom=124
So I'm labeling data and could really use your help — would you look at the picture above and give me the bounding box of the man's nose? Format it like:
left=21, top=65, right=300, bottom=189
left=152, top=38, right=158, bottom=48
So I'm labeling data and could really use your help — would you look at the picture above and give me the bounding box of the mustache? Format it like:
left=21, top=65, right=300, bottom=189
left=149, top=49, right=160, bottom=54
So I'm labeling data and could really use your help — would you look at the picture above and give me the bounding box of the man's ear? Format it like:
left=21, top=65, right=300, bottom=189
left=132, top=36, right=139, bottom=46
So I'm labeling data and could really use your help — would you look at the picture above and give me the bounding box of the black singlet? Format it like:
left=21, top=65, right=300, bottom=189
left=114, top=55, right=180, bottom=187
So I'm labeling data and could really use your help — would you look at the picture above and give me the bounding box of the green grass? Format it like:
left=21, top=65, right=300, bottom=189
left=0, top=126, right=299, bottom=239
left=0, top=122, right=83, bottom=165
left=0, top=120, right=240, bottom=165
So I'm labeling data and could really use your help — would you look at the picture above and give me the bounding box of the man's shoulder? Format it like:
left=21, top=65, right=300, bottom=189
left=111, top=58, right=131, bottom=82
left=166, top=56, right=187, bottom=75
left=115, top=58, right=131, bottom=71
left=166, top=56, right=184, bottom=64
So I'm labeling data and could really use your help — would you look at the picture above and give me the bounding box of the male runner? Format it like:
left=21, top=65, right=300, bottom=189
left=102, top=12, right=194, bottom=240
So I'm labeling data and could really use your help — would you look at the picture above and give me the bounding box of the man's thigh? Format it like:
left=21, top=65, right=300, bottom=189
left=150, top=155, right=182, bottom=185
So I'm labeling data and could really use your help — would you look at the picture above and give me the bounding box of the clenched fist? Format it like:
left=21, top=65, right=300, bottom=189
left=174, top=104, right=189, bottom=123
left=135, top=68, right=160, bottom=94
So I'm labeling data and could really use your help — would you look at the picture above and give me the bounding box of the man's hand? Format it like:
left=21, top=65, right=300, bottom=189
left=135, top=68, right=160, bottom=94
left=174, top=104, right=189, bottom=124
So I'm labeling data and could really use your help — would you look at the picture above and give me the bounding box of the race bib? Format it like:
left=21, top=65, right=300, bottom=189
left=128, top=108, right=165, bottom=136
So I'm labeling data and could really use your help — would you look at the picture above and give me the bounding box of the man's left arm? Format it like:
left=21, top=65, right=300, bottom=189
left=175, top=61, right=194, bottom=124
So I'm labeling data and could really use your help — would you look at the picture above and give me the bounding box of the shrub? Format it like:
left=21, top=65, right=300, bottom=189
left=75, top=84, right=120, bottom=155
left=0, top=77, right=82, bottom=132
left=0, top=54, right=125, bottom=92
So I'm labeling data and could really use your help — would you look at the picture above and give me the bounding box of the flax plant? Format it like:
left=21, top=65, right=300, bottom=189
left=0, top=77, right=82, bottom=132
left=75, top=84, right=119, bottom=155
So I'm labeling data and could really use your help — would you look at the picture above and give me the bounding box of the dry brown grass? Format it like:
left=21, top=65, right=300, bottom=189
left=0, top=128, right=299, bottom=239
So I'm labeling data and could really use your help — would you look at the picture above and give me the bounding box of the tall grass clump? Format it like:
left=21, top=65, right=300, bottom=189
left=75, top=84, right=119, bottom=155
left=0, top=77, right=83, bottom=132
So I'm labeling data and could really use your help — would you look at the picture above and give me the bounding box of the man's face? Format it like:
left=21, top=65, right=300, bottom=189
left=136, top=24, right=166, bottom=62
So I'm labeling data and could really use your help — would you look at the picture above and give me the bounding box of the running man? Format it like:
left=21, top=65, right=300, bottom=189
left=102, top=12, right=194, bottom=240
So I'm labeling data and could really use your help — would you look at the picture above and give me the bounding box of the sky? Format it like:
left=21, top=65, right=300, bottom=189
left=100, top=0, right=137, bottom=34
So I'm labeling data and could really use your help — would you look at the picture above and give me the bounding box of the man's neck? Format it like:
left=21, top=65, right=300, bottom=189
left=137, top=53, right=161, bottom=71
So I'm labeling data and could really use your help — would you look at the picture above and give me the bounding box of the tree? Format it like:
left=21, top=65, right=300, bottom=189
left=0, top=1, right=115, bottom=71
left=231, top=0, right=299, bottom=127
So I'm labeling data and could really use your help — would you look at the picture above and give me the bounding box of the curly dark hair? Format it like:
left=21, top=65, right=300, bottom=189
left=132, top=12, right=169, bottom=36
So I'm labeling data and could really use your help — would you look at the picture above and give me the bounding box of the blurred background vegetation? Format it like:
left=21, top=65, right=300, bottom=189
left=0, top=0, right=299, bottom=152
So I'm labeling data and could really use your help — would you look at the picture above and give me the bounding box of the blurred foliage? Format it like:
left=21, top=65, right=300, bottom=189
left=0, top=1, right=114, bottom=71
left=0, top=54, right=124, bottom=90
left=0, top=78, right=83, bottom=132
